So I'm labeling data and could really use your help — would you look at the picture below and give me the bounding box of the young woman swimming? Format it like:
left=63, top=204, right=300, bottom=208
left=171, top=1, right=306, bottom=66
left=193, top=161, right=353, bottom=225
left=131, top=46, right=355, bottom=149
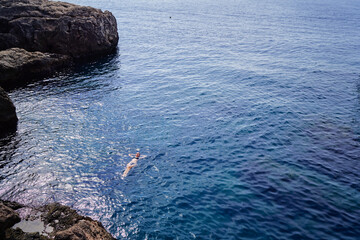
left=122, top=152, right=146, bottom=177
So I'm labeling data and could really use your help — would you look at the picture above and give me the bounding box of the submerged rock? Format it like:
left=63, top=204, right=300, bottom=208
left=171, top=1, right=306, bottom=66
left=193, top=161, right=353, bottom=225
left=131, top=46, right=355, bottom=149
left=0, top=0, right=119, bottom=59
left=0, top=200, right=115, bottom=240
left=0, top=48, right=72, bottom=89
left=0, top=87, right=18, bottom=136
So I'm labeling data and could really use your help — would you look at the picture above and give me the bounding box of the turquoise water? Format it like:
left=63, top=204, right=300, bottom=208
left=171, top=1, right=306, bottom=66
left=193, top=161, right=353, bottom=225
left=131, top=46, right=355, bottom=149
left=1, top=0, right=360, bottom=239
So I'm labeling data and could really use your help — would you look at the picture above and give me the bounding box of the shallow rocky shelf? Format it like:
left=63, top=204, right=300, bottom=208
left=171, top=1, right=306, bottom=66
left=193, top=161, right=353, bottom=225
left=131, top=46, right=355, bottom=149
left=0, top=200, right=115, bottom=240
left=0, top=48, right=72, bottom=89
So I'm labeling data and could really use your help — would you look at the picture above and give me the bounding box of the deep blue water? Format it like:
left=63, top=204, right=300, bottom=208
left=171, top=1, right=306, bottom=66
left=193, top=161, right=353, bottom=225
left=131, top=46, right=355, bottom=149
left=1, top=0, right=360, bottom=239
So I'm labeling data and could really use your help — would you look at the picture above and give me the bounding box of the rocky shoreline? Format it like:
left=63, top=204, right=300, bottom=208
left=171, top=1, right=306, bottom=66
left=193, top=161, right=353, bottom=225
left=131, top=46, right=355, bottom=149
left=0, top=0, right=118, bottom=238
left=0, top=48, right=73, bottom=89
left=0, top=0, right=118, bottom=59
left=0, top=0, right=119, bottom=135
left=0, top=200, right=115, bottom=240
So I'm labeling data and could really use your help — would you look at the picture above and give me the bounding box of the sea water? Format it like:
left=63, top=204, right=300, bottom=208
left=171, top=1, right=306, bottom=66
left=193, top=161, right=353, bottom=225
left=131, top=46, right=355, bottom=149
left=1, top=0, right=360, bottom=239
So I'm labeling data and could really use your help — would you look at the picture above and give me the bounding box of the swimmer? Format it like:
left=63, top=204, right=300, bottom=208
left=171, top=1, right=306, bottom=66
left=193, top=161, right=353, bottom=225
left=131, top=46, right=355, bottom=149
left=122, top=152, right=147, bottom=177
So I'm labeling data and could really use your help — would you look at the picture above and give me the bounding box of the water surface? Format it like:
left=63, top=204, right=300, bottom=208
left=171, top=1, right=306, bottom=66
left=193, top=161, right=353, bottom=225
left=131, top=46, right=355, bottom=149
left=1, top=0, right=360, bottom=239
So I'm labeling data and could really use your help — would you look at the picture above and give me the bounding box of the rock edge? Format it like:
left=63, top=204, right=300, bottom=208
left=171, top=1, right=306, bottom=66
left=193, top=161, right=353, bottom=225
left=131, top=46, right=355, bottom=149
left=0, top=0, right=119, bottom=135
left=0, top=200, right=115, bottom=240
left=0, top=87, right=18, bottom=136
left=0, top=0, right=119, bottom=59
left=0, top=48, right=73, bottom=89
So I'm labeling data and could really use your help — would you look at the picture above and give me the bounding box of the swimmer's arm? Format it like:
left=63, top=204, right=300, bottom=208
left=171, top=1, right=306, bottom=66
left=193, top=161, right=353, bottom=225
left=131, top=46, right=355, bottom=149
left=128, top=154, right=147, bottom=158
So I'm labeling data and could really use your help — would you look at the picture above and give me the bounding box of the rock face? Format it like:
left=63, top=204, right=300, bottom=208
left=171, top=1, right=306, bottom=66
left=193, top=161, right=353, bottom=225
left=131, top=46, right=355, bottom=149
left=54, top=219, right=115, bottom=240
left=0, top=48, right=72, bottom=89
left=0, top=0, right=119, bottom=136
left=0, top=202, right=21, bottom=236
left=0, top=0, right=119, bottom=59
left=0, top=87, right=18, bottom=136
left=43, top=203, right=115, bottom=240
left=0, top=200, right=115, bottom=240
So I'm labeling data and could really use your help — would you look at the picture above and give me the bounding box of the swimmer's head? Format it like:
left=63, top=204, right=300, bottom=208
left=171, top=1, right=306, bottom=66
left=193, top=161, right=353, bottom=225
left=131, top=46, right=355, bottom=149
left=135, top=152, right=140, bottom=158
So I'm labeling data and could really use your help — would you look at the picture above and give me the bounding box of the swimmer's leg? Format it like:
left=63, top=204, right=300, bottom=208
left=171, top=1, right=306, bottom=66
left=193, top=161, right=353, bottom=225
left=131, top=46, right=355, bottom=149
left=122, top=167, right=131, bottom=177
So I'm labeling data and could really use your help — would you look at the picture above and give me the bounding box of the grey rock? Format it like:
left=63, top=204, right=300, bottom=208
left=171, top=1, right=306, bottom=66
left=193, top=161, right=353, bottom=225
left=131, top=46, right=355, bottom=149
left=0, top=200, right=115, bottom=240
left=5, top=228, right=50, bottom=240
left=54, top=219, right=115, bottom=240
left=0, top=48, right=72, bottom=89
left=1, top=201, right=24, bottom=211
left=0, top=0, right=119, bottom=59
left=42, top=203, right=84, bottom=233
left=0, top=202, right=21, bottom=235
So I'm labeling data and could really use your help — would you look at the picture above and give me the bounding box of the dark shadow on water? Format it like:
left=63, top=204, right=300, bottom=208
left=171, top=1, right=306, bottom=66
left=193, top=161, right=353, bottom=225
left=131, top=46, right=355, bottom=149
left=0, top=132, right=20, bottom=177
left=8, top=49, right=120, bottom=96
left=1, top=50, right=120, bottom=181
left=70, top=50, right=120, bottom=79
left=43, top=50, right=121, bottom=98
left=0, top=123, right=17, bottom=140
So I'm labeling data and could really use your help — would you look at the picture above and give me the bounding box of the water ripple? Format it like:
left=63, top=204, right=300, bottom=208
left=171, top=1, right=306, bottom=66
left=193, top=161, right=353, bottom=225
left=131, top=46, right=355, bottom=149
left=1, top=0, right=360, bottom=239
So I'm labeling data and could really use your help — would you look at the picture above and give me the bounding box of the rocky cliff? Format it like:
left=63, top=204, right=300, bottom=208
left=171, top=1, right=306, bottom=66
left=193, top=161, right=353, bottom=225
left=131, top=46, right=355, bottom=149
left=0, top=0, right=119, bottom=135
left=0, top=2, right=118, bottom=238
left=0, top=0, right=118, bottom=59
left=0, top=48, right=72, bottom=89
